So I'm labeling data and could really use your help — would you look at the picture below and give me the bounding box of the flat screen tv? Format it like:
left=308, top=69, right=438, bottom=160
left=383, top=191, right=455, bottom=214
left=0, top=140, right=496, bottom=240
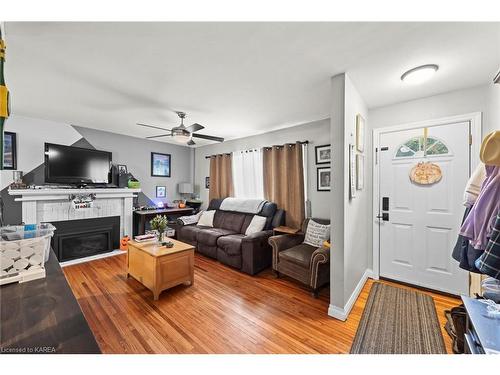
left=44, top=143, right=112, bottom=185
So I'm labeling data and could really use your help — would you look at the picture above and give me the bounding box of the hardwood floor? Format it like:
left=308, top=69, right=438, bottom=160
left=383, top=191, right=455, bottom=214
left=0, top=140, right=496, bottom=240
left=63, top=253, right=460, bottom=354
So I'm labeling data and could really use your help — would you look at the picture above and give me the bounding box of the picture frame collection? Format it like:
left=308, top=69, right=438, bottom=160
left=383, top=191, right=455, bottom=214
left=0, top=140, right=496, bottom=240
left=314, top=113, right=365, bottom=194
left=315, top=144, right=331, bottom=191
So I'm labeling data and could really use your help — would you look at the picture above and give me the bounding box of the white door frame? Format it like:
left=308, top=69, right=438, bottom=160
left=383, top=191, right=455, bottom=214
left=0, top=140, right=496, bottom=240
left=372, top=112, right=482, bottom=280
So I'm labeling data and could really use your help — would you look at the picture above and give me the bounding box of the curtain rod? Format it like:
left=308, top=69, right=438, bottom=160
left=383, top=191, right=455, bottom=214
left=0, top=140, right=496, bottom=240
left=204, top=140, right=308, bottom=159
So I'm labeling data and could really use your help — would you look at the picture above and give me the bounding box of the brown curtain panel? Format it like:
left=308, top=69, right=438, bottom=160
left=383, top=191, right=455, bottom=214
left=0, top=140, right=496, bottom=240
left=209, top=154, right=234, bottom=201
left=263, top=142, right=305, bottom=229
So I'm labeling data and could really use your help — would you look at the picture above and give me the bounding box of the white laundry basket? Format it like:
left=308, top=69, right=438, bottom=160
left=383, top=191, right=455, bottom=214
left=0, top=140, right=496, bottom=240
left=0, top=223, right=56, bottom=285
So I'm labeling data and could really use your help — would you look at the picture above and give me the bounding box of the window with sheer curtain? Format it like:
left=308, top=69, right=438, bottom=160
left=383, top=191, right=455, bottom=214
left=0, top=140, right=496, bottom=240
left=231, top=149, right=264, bottom=199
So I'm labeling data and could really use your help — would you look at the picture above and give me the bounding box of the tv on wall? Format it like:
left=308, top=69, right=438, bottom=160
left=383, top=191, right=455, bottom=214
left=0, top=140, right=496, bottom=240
left=44, top=143, right=112, bottom=185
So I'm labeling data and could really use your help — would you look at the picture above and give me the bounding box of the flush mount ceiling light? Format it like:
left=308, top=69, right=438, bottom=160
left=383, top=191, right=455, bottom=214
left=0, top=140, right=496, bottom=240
left=401, top=64, right=439, bottom=84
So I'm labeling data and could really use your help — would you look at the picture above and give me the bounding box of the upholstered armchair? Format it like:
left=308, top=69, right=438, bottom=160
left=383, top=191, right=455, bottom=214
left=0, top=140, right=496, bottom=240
left=268, top=218, right=330, bottom=297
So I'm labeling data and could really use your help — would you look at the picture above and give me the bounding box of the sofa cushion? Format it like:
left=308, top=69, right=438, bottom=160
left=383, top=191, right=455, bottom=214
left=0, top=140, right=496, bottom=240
left=245, top=215, right=267, bottom=235
left=217, top=234, right=245, bottom=256
left=213, top=211, right=246, bottom=233
left=279, top=243, right=317, bottom=268
left=179, top=225, right=210, bottom=244
left=197, top=228, right=237, bottom=246
left=240, top=214, right=254, bottom=234
left=198, top=210, right=216, bottom=227
left=260, top=202, right=278, bottom=230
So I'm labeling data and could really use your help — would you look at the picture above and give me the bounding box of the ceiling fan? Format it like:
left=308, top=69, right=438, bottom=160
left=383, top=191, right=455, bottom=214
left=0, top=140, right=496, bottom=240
left=137, top=112, right=224, bottom=146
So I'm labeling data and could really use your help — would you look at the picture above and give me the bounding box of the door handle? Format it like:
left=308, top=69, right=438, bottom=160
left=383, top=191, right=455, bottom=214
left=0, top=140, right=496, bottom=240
left=376, top=213, right=389, bottom=221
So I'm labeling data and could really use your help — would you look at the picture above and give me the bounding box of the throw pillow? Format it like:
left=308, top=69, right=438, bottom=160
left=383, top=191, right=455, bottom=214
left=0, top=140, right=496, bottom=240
left=245, top=215, right=267, bottom=235
left=303, top=220, right=330, bottom=248
left=198, top=210, right=216, bottom=227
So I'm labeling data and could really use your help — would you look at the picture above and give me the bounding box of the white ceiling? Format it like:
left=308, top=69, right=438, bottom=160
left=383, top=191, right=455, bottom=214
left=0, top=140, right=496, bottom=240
left=5, top=22, right=500, bottom=146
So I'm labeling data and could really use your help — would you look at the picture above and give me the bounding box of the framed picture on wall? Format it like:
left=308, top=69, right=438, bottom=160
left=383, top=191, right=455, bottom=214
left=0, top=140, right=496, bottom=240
left=356, top=114, right=365, bottom=152
left=349, top=144, right=356, bottom=199
left=156, top=186, right=166, bottom=198
left=205, top=177, right=210, bottom=189
left=315, top=144, right=331, bottom=164
left=317, top=167, right=331, bottom=191
left=151, top=152, right=171, bottom=177
left=356, top=154, right=364, bottom=190
left=3, top=132, right=17, bottom=170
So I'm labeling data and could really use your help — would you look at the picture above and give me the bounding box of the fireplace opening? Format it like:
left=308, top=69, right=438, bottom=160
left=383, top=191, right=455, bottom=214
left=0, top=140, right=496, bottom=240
left=50, top=216, right=120, bottom=262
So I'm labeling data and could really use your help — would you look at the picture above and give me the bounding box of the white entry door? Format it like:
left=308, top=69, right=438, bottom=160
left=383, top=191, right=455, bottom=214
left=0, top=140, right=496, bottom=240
left=378, top=121, right=470, bottom=295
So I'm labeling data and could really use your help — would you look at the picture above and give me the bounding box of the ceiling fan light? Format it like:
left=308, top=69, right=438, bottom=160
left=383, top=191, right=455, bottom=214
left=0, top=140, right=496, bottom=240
left=172, top=133, right=190, bottom=143
left=401, top=64, right=439, bottom=84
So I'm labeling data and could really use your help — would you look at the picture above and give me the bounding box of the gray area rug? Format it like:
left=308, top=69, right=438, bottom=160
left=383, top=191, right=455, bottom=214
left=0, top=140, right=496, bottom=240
left=350, top=282, right=447, bottom=354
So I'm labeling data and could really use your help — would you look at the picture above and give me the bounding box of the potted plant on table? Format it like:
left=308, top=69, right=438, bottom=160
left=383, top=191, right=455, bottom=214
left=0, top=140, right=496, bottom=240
left=150, top=215, right=168, bottom=243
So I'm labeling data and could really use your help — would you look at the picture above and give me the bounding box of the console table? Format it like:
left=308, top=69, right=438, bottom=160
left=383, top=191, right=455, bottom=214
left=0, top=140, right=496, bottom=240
left=133, top=207, right=194, bottom=236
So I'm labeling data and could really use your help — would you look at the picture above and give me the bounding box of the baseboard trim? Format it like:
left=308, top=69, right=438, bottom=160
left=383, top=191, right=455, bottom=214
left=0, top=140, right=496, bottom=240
left=60, top=249, right=126, bottom=267
left=328, top=268, right=373, bottom=321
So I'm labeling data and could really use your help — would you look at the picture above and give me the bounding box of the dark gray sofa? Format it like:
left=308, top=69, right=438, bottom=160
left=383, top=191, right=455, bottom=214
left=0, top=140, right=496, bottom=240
left=177, top=199, right=285, bottom=275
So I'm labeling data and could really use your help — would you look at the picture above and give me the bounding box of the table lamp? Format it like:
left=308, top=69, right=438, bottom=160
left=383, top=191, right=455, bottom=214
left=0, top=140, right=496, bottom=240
left=178, top=182, right=193, bottom=201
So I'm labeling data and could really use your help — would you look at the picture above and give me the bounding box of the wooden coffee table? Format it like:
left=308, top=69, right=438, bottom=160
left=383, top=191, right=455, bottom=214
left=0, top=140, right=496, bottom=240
left=127, top=238, right=194, bottom=300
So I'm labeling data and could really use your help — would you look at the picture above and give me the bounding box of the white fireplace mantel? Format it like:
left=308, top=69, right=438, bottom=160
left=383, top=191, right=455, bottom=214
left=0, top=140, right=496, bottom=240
left=9, top=188, right=141, bottom=237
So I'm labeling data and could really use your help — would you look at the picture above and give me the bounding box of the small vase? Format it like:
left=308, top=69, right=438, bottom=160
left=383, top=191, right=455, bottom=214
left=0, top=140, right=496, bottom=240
left=156, top=231, right=164, bottom=243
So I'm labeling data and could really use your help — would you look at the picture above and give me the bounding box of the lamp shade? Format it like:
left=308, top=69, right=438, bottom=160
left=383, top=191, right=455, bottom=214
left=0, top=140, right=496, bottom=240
left=178, top=182, right=193, bottom=194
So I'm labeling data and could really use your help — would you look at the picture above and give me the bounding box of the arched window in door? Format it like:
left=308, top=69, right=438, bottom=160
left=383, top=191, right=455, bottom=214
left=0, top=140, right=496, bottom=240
left=395, top=136, right=450, bottom=158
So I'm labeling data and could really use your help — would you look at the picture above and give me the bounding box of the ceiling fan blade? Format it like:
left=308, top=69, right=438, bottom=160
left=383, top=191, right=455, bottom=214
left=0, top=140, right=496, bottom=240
left=192, top=133, right=224, bottom=143
left=187, top=139, right=196, bottom=146
left=137, top=123, right=172, bottom=132
left=185, top=123, right=205, bottom=133
left=146, top=134, right=172, bottom=139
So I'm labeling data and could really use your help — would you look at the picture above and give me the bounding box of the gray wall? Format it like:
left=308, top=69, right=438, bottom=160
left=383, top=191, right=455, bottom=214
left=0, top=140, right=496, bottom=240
left=329, top=73, right=371, bottom=317
left=1, top=115, right=193, bottom=225
left=486, top=81, right=500, bottom=135
left=329, top=74, right=346, bottom=309
left=368, top=84, right=491, bottom=132
left=74, top=126, right=193, bottom=206
left=343, top=74, right=371, bottom=304
left=193, top=118, right=331, bottom=220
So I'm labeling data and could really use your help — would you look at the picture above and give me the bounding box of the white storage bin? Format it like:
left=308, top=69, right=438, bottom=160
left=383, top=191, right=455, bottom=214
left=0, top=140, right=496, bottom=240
left=0, top=223, right=56, bottom=285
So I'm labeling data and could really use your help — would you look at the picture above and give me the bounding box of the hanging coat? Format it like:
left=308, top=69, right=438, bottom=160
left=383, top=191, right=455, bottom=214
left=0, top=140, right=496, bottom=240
left=460, top=165, right=500, bottom=250
left=452, top=206, right=482, bottom=272
left=476, top=210, right=500, bottom=280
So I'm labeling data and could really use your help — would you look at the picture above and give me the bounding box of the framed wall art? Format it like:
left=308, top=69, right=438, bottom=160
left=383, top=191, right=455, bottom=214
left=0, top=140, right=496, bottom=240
left=315, top=144, right=331, bottom=164
left=151, top=152, right=171, bottom=177
left=349, top=144, right=356, bottom=199
left=356, top=154, right=364, bottom=190
left=156, top=186, right=167, bottom=198
left=3, top=132, right=17, bottom=170
left=356, top=114, right=365, bottom=153
left=317, top=167, right=331, bottom=191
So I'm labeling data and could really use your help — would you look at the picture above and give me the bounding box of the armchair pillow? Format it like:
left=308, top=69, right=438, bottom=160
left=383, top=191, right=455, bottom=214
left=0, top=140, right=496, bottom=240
left=198, top=210, right=216, bottom=227
left=245, top=215, right=267, bottom=235
left=303, top=219, right=330, bottom=248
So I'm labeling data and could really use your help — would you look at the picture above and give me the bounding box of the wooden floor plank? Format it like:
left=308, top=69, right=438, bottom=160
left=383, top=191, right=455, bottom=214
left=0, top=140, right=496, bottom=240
left=63, top=254, right=460, bottom=354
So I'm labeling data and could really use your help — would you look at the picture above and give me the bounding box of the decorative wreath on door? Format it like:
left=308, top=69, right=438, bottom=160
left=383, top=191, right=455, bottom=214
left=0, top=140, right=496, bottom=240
left=409, top=162, right=442, bottom=185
